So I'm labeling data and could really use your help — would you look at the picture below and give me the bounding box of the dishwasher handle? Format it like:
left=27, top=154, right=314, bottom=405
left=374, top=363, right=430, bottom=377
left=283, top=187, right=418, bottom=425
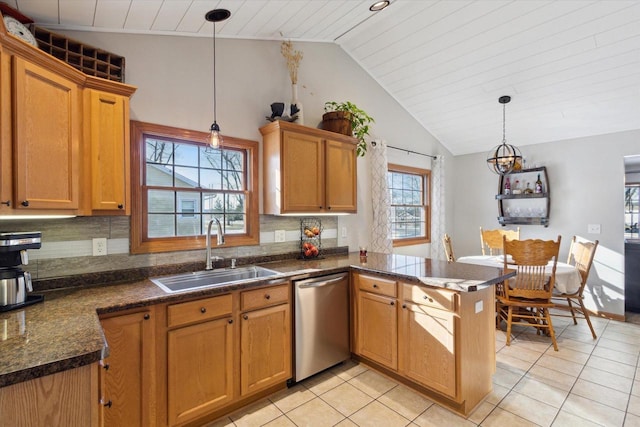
left=297, top=274, right=347, bottom=289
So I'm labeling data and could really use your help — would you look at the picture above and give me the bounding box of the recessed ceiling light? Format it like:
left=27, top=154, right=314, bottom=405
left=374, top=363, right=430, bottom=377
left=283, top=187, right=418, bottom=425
left=369, top=1, right=390, bottom=12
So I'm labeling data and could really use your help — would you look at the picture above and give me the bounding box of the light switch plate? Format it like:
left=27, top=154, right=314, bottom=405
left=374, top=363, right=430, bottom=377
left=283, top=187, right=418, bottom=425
left=587, top=224, right=601, bottom=234
left=475, top=300, right=483, bottom=314
left=274, top=230, right=286, bottom=243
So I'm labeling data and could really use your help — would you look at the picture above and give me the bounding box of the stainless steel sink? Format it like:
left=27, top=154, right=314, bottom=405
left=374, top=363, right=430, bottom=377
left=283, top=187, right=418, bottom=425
left=151, top=266, right=281, bottom=293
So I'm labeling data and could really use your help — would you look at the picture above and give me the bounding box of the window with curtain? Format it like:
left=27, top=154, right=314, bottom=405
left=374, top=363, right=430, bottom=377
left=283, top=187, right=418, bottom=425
left=626, top=184, right=639, bottom=238
left=130, top=121, right=259, bottom=254
left=388, top=164, right=430, bottom=246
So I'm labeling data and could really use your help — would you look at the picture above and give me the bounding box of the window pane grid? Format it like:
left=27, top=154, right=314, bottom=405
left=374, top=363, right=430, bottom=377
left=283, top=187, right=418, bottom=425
left=388, top=167, right=429, bottom=242
left=144, top=135, right=248, bottom=239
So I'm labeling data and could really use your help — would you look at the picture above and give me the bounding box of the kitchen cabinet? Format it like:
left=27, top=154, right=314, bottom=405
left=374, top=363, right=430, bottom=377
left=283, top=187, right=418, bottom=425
left=496, top=166, right=550, bottom=226
left=352, top=273, right=398, bottom=370
left=260, top=120, right=357, bottom=215
left=166, top=294, right=234, bottom=426
left=399, top=286, right=457, bottom=398
left=0, top=363, right=100, bottom=426
left=0, top=20, right=136, bottom=216
left=239, top=283, right=292, bottom=396
left=12, top=56, right=81, bottom=211
left=100, top=307, right=156, bottom=427
left=84, top=89, right=131, bottom=214
left=352, top=272, right=496, bottom=415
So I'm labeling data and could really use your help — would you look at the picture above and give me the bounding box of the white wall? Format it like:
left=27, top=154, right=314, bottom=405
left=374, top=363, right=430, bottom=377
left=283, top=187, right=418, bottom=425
left=60, top=31, right=454, bottom=255
left=452, top=129, right=640, bottom=318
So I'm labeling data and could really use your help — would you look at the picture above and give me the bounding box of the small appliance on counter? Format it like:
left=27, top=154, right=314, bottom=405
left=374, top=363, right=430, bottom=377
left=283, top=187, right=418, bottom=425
left=0, top=231, right=43, bottom=312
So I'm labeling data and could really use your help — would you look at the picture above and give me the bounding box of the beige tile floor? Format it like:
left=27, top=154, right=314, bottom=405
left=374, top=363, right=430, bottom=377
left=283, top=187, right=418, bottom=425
left=206, top=313, right=640, bottom=427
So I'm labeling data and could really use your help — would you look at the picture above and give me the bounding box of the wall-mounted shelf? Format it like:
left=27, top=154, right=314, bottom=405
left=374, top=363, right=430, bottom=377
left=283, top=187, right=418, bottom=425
left=497, top=166, right=550, bottom=227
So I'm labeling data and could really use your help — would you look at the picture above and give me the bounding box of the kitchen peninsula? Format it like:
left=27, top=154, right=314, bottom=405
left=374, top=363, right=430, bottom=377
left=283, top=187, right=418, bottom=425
left=0, top=252, right=513, bottom=425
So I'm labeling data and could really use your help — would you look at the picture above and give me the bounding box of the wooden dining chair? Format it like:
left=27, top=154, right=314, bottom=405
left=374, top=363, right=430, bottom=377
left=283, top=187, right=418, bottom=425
left=496, top=235, right=562, bottom=351
left=551, top=236, right=599, bottom=339
left=480, top=227, right=520, bottom=255
left=442, top=233, right=455, bottom=262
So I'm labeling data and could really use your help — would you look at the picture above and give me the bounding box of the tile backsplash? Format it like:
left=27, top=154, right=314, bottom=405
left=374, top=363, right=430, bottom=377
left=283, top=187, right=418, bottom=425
left=0, top=215, right=338, bottom=280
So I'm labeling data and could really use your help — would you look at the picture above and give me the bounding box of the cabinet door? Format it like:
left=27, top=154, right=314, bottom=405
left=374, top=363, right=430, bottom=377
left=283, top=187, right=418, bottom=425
left=240, top=303, right=291, bottom=396
left=167, top=316, right=234, bottom=426
left=400, top=303, right=456, bottom=398
left=325, top=139, right=357, bottom=213
left=87, top=89, right=129, bottom=213
left=0, top=45, right=12, bottom=212
left=357, top=291, right=398, bottom=370
left=281, top=130, right=324, bottom=212
left=101, top=309, right=155, bottom=427
left=13, top=57, right=80, bottom=210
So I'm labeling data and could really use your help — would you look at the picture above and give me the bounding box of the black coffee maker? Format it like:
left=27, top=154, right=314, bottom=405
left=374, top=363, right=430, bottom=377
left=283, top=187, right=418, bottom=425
left=0, top=231, right=42, bottom=310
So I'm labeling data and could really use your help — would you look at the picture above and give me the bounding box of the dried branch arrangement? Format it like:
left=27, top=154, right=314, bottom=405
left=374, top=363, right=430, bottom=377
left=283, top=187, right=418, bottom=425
left=281, top=40, right=303, bottom=84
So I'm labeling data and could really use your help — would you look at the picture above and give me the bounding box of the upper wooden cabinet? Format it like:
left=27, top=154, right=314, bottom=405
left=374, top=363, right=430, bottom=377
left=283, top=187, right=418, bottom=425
left=12, top=57, right=81, bottom=211
left=260, top=121, right=357, bottom=215
left=84, top=89, right=130, bottom=214
left=0, top=22, right=136, bottom=216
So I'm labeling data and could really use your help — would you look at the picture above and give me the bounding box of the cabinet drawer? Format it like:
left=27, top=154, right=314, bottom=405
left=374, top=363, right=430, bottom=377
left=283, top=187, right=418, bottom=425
left=358, top=274, right=397, bottom=298
left=167, top=294, right=232, bottom=328
left=241, top=284, right=289, bottom=311
left=403, top=284, right=456, bottom=312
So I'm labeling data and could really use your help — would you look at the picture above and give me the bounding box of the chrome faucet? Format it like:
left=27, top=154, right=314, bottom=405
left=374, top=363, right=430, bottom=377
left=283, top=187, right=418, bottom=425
left=205, top=218, right=225, bottom=270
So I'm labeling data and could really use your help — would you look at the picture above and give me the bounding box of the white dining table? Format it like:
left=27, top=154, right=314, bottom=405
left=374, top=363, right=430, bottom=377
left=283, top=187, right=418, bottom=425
left=456, top=255, right=581, bottom=294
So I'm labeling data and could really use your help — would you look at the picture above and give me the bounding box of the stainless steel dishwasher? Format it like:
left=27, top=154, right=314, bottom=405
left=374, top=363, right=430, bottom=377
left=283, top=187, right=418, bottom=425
left=293, top=272, right=350, bottom=382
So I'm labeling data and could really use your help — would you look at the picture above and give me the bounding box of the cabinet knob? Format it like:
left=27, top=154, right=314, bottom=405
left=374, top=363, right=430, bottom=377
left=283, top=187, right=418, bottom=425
left=21, top=200, right=29, bottom=207
left=228, top=319, right=233, bottom=324
left=243, top=314, right=249, bottom=320
left=319, top=206, right=323, bottom=209
left=327, top=206, right=332, bottom=210
left=372, top=284, right=378, bottom=288
left=200, top=307, right=207, bottom=313
left=103, top=400, right=113, bottom=408
left=402, top=304, right=407, bottom=309
left=265, top=294, right=271, bottom=300
left=117, top=204, right=124, bottom=209
left=103, top=363, right=110, bottom=371
left=143, top=313, right=150, bottom=320
left=390, top=301, right=395, bottom=306
left=1, top=200, right=10, bottom=207
left=423, top=295, right=433, bottom=303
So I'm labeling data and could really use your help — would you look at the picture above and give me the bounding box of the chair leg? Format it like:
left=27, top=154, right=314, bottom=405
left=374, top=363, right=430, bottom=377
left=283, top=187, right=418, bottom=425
left=578, top=298, right=597, bottom=339
left=543, top=308, right=559, bottom=351
left=567, top=298, right=578, bottom=325
left=506, top=306, right=514, bottom=346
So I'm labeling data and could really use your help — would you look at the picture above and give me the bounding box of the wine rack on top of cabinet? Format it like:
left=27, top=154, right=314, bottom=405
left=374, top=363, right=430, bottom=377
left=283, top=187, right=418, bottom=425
left=33, top=26, right=125, bottom=82
left=496, top=166, right=550, bottom=227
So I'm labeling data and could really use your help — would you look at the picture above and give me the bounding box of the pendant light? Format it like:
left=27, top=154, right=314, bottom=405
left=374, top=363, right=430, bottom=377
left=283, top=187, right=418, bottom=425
left=205, top=9, right=231, bottom=148
left=486, top=95, right=522, bottom=175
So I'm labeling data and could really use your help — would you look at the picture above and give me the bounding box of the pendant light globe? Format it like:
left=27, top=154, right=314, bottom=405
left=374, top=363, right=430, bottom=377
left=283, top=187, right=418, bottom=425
left=487, top=95, right=522, bottom=175
left=205, top=9, right=231, bottom=149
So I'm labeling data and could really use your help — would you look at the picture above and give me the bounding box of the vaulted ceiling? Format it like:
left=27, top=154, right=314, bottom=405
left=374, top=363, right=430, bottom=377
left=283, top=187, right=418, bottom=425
left=7, top=0, right=640, bottom=156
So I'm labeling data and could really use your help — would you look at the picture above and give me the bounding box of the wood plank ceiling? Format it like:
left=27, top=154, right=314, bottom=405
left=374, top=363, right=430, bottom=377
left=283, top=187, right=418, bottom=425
left=8, top=0, right=640, bottom=156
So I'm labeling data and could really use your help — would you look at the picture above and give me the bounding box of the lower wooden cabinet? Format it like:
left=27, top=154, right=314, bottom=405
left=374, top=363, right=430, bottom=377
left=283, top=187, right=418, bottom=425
left=0, top=363, right=100, bottom=427
left=167, top=316, right=234, bottom=425
left=352, top=273, right=496, bottom=416
left=356, top=291, right=398, bottom=370
left=240, top=302, right=291, bottom=396
left=400, top=302, right=456, bottom=397
left=100, top=308, right=156, bottom=427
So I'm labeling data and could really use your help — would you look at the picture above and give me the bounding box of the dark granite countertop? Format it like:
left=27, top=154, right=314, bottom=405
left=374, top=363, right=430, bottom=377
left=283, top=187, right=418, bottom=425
left=0, top=252, right=512, bottom=388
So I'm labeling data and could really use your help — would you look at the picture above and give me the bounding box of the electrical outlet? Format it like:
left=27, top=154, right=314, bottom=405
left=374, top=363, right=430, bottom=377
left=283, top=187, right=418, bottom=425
left=92, top=238, right=107, bottom=256
left=274, top=230, right=286, bottom=243
left=587, top=224, right=601, bottom=234
left=341, top=227, right=347, bottom=238
left=475, top=300, right=483, bottom=314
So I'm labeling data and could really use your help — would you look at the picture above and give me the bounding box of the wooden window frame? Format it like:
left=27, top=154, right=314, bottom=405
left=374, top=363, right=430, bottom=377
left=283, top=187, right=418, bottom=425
left=388, top=163, right=431, bottom=247
left=130, top=121, right=260, bottom=254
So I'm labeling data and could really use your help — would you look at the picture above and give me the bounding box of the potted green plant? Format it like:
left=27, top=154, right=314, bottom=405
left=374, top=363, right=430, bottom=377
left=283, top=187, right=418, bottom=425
left=322, top=101, right=374, bottom=157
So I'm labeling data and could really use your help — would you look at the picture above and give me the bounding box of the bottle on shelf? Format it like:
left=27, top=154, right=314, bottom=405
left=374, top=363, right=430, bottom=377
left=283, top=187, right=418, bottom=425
left=535, top=174, right=543, bottom=193
left=504, top=177, right=511, bottom=195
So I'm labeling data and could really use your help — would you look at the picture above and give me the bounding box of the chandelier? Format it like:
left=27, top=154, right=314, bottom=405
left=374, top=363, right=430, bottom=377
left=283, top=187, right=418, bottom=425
left=486, top=95, right=522, bottom=175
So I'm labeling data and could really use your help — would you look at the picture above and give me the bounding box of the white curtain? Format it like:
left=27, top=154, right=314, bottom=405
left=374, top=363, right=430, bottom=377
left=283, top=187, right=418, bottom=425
left=370, top=139, right=393, bottom=254
left=430, top=155, right=446, bottom=260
